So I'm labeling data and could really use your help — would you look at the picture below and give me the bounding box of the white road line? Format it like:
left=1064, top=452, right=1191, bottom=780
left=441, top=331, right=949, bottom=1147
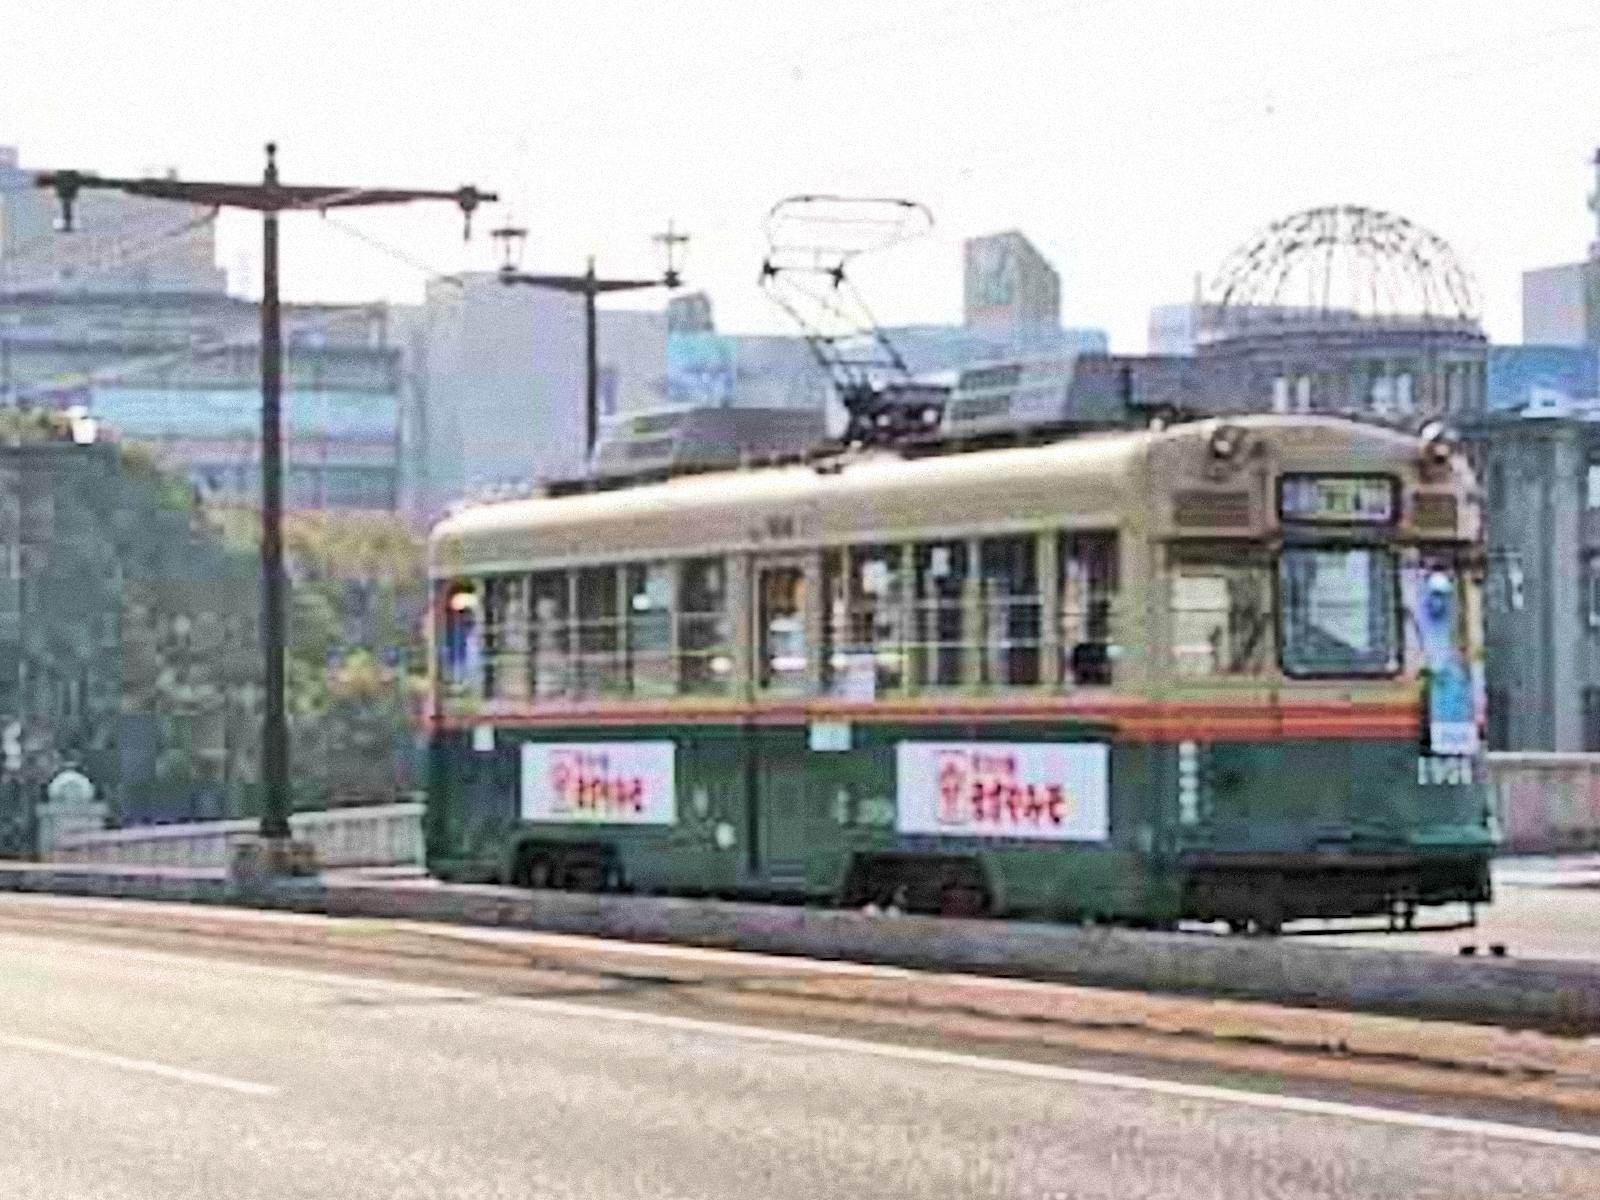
left=7, top=928, right=1600, bottom=1152
left=0, top=1032, right=278, bottom=1097
left=493, top=997, right=1600, bottom=1155
left=391, top=921, right=918, bottom=978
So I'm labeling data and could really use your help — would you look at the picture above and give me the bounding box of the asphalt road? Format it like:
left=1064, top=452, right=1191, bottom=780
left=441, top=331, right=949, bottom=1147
left=3, top=914, right=1599, bottom=1198
left=1291, top=873, right=1600, bottom=961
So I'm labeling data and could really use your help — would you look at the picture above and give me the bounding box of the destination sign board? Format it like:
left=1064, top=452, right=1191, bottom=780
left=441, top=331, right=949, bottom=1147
left=1278, top=474, right=1397, bottom=525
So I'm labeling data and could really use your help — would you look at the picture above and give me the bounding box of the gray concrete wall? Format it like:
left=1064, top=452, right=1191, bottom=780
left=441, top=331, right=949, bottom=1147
left=1480, top=417, right=1595, bottom=751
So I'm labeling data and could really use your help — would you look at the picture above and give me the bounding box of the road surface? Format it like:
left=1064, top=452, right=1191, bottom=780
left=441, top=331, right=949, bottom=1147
left=1, top=900, right=1598, bottom=1198
left=1297, top=868, right=1600, bottom=961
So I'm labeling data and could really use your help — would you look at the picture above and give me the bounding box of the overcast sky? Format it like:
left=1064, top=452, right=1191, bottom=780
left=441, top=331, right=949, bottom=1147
left=5, top=0, right=1600, bottom=349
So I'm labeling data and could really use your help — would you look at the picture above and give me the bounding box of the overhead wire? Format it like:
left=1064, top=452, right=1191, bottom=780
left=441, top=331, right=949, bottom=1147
left=316, top=213, right=464, bottom=289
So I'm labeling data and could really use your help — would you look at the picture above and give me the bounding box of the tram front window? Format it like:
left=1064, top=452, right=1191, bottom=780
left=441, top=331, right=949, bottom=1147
left=1279, top=546, right=1400, bottom=678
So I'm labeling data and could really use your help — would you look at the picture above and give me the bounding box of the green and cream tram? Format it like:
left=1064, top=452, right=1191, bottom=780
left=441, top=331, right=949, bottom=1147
left=426, top=415, right=1493, bottom=931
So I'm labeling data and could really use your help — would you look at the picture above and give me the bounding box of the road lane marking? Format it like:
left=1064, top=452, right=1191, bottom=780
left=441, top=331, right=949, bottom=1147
left=495, top=997, right=1600, bottom=1155
left=0, top=1032, right=278, bottom=1097
left=391, top=921, right=919, bottom=978
left=7, top=926, right=1600, bottom=1151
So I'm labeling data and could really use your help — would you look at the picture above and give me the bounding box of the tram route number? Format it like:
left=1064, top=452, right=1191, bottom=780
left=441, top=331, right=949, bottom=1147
left=1416, top=755, right=1474, bottom=787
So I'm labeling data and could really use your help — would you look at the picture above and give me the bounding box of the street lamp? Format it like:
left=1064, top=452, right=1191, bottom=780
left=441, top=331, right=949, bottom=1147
left=492, top=221, right=687, bottom=460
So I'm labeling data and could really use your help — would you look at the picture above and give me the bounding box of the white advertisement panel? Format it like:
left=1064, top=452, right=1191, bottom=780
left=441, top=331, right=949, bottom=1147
left=520, top=742, right=676, bottom=826
left=896, top=742, right=1110, bottom=842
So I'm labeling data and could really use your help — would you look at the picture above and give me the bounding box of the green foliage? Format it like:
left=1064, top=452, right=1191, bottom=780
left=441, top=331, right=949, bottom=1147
left=0, top=411, right=429, bottom=819
left=210, top=506, right=429, bottom=809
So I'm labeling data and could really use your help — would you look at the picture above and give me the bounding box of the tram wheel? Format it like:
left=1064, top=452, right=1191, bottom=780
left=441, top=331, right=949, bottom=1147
left=527, top=856, right=553, bottom=890
left=938, top=882, right=988, bottom=919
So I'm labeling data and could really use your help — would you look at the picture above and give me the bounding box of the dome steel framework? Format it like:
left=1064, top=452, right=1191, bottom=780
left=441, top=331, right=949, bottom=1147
left=1204, top=205, right=1480, bottom=330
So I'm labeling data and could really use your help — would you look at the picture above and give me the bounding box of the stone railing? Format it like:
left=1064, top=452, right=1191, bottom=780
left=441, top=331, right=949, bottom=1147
left=1488, top=752, right=1600, bottom=853
left=47, top=802, right=425, bottom=872
left=35, top=756, right=1600, bottom=869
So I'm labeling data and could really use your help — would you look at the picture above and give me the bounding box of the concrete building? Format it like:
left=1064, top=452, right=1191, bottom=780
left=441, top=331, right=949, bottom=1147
left=1145, top=301, right=1487, bottom=421
left=1147, top=302, right=1201, bottom=355
left=1470, top=405, right=1600, bottom=750
left=1522, top=261, right=1597, bottom=346
left=1457, top=152, right=1600, bottom=749
left=963, top=231, right=1061, bottom=331
left=406, top=273, right=586, bottom=513
left=1487, top=345, right=1599, bottom=412
left=602, top=308, right=669, bottom=415
left=2, top=144, right=405, bottom=513
left=1518, top=152, right=1600, bottom=346
left=409, top=231, right=1108, bottom=514
left=1, top=146, right=225, bottom=294
left=1145, top=208, right=1491, bottom=425
left=0, top=290, right=405, bottom=511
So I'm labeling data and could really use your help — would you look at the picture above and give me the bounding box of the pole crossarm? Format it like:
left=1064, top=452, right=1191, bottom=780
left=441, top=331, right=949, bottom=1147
left=36, top=169, right=493, bottom=215
left=499, top=271, right=666, bottom=295
left=497, top=251, right=682, bottom=460
left=36, top=162, right=495, bottom=235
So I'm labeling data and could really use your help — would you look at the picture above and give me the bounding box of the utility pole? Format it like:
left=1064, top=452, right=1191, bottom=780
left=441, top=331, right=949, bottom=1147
left=493, top=221, right=685, bottom=459
left=37, top=145, right=494, bottom=863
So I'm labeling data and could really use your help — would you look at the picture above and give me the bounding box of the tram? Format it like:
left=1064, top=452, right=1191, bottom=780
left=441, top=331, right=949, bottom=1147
left=425, top=414, right=1494, bottom=932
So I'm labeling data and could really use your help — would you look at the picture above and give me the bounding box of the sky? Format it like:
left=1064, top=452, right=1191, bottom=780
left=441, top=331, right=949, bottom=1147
left=4, top=0, right=1600, bottom=350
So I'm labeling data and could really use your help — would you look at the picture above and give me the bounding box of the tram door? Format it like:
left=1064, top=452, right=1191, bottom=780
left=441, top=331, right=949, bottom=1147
left=751, top=556, right=812, bottom=888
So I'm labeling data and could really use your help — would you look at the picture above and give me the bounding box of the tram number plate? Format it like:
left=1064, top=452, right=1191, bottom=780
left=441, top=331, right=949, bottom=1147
left=1416, top=755, right=1474, bottom=787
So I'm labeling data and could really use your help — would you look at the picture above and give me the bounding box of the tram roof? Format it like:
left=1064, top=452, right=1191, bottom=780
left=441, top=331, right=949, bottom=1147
left=429, top=415, right=1429, bottom=575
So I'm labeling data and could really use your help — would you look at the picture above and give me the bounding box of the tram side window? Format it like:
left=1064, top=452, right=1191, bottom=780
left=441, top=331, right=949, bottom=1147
left=757, top=563, right=809, bottom=695
left=625, top=562, right=675, bottom=697
left=440, top=582, right=481, bottom=695
left=574, top=566, right=624, bottom=697
left=912, top=541, right=968, bottom=688
left=527, top=571, right=571, bottom=699
left=980, top=535, right=1041, bottom=686
left=1169, top=554, right=1272, bottom=678
left=678, top=557, right=731, bottom=694
left=1061, top=532, right=1118, bottom=686
left=823, top=545, right=907, bottom=698
left=481, top=576, right=529, bottom=700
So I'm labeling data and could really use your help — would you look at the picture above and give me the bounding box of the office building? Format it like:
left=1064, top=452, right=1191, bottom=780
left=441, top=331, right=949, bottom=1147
left=2, top=144, right=404, bottom=513
left=0, top=289, right=404, bottom=511
left=963, top=231, right=1062, bottom=331
left=1, top=145, right=225, bottom=295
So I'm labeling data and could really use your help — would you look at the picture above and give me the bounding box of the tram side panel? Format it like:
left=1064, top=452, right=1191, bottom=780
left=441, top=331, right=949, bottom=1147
left=430, top=716, right=1174, bottom=924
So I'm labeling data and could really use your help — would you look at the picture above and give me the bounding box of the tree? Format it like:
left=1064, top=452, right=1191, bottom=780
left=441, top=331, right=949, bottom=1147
left=211, top=506, right=428, bottom=810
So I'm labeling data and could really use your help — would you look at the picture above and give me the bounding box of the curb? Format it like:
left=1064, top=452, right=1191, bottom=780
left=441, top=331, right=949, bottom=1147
left=2, top=861, right=1596, bottom=1034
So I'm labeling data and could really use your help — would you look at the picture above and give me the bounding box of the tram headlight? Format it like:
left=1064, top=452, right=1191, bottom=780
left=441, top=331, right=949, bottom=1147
left=1207, top=423, right=1247, bottom=463
left=1418, top=419, right=1457, bottom=467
